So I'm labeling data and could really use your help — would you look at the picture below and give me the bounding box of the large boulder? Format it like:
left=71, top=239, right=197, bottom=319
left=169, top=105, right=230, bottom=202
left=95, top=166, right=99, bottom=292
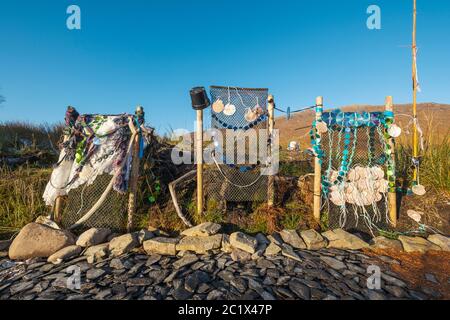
left=48, top=245, right=82, bottom=265
left=108, top=233, right=139, bottom=256
left=398, top=236, right=441, bottom=253
left=299, top=229, right=327, bottom=250
left=9, top=223, right=75, bottom=260
left=176, top=234, right=223, bottom=254
left=279, top=230, right=307, bottom=249
left=427, top=234, right=450, bottom=251
left=143, top=237, right=179, bottom=256
left=321, top=228, right=369, bottom=250
left=229, top=232, right=258, bottom=254
left=370, top=236, right=403, bottom=251
left=181, top=222, right=222, bottom=237
left=76, top=228, right=111, bottom=248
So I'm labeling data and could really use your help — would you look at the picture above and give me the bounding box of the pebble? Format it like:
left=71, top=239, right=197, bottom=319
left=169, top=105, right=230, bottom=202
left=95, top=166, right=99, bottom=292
left=3, top=241, right=439, bottom=301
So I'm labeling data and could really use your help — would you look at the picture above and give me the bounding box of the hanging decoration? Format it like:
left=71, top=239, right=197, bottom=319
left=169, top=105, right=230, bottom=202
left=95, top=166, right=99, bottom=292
left=311, top=109, right=402, bottom=235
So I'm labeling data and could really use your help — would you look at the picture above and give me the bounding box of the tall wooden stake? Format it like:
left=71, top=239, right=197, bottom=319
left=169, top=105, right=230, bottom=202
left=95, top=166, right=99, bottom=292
left=196, top=110, right=204, bottom=215
left=267, top=95, right=275, bottom=207
left=313, top=96, right=323, bottom=223
left=127, top=122, right=140, bottom=232
left=386, top=96, right=398, bottom=227
left=412, top=0, right=419, bottom=182
left=53, top=134, right=69, bottom=224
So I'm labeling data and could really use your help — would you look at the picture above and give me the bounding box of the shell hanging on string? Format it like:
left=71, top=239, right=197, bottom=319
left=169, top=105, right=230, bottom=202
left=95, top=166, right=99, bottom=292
left=223, top=103, right=236, bottom=116
left=244, top=108, right=258, bottom=122
left=212, top=99, right=225, bottom=113
left=388, top=124, right=402, bottom=138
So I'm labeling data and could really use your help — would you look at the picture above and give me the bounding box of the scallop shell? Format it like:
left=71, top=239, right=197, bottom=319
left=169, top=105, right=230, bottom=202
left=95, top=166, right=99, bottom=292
left=212, top=99, right=225, bottom=113
left=316, top=121, right=328, bottom=134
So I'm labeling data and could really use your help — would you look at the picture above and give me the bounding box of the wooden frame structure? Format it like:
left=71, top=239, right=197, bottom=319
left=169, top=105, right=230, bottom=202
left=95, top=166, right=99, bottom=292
left=52, top=108, right=144, bottom=232
left=312, top=96, right=398, bottom=227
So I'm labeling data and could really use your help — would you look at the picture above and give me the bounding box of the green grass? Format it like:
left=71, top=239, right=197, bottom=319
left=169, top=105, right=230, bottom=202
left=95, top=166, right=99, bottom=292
left=397, top=132, right=450, bottom=193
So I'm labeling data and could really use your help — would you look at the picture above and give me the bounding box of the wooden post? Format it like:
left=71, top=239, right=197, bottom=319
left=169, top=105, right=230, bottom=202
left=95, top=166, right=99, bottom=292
left=313, top=96, right=323, bottom=223
left=127, top=118, right=140, bottom=232
left=385, top=96, right=398, bottom=227
left=54, top=196, right=63, bottom=224
left=267, top=95, right=275, bottom=207
left=53, top=135, right=69, bottom=224
left=412, top=0, right=419, bottom=182
left=196, top=109, right=204, bottom=216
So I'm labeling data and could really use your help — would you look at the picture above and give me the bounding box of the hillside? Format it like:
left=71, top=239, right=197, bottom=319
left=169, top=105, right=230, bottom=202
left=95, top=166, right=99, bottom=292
left=276, top=103, right=450, bottom=148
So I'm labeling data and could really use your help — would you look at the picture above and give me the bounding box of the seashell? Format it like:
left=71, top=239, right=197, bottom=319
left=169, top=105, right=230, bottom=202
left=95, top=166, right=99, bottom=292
left=388, top=124, right=402, bottom=138
left=377, top=180, right=389, bottom=193
left=348, top=169, right=359, bottom=182
left=223, top=103, right=236, bottom=116
left=316, top=121, right=328, bottom=134
left=407, top=209, right=423, bottom=223
left=244, top=108, right=257, bottom=122
left=330, top=191, right=345, bottom=206
left=412, top=184, right=426, bottom=196
left=212, top=99, right=225, bottom=113
left=253, top=104, right=264, bottom=116
left=374, top=192, right=383, bottom=202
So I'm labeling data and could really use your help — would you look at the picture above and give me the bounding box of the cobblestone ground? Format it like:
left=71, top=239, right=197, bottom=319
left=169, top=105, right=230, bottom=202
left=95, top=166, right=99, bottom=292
left=0, top=248, right=439, bottom=300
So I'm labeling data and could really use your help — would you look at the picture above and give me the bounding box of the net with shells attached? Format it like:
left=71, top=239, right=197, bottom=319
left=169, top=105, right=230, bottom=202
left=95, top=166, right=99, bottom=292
left=205, top=86, right=270, bottom=203
left=314, top=111, right=396, bottom=235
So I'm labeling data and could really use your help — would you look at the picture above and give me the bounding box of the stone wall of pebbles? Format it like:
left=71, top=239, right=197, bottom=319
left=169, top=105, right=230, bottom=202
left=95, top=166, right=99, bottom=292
left=0, top=221, right=448, bottom=300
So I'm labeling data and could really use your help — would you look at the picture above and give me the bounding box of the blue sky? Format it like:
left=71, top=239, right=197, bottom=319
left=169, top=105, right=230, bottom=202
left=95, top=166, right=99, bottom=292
left=0, top=0, right=449, bottom=134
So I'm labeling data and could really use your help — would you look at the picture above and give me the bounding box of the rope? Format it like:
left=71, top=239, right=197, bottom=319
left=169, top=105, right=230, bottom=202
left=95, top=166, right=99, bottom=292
left=274, top=105, right=317, bottom=114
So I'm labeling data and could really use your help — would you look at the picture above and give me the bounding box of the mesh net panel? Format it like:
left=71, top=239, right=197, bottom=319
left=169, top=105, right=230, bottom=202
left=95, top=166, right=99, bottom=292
left=61, top=174, right=129, bottom=232
left=206, top=86, right=269, bottom=202
left=320, top=115, right=391, bottom=235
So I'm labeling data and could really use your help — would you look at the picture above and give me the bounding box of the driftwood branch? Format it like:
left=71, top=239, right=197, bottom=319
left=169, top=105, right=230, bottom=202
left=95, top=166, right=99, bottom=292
left=168, top=170, right=196, bottom=227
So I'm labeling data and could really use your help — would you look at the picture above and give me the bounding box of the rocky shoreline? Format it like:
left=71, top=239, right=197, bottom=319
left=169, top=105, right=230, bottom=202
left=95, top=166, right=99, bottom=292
left=0, top=221, right=448, bottom=300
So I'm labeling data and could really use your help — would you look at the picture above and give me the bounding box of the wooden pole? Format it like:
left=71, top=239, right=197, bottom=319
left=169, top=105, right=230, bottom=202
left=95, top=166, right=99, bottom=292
left=385, top=96, right=398, bottom=227
left=127, top=119, right=140, bottom=232
left=313, top=96, right=323, bottom=223
left=412, top=0, right=419, bottom=182
left=53, top=134, right=69, bottom=224
left=267, top=95, right=275, bottom=207
left=196, top=109, right=204, bottom=216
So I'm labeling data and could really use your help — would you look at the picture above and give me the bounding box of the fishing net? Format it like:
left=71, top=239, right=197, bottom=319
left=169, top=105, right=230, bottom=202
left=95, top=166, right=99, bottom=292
left=43, top=111, right=145, bottom=233
left=316, top=111, right=395, bottom=235
left=205, top=86, right=270, bottom=203
left=61, top=174, right=129, bottom=232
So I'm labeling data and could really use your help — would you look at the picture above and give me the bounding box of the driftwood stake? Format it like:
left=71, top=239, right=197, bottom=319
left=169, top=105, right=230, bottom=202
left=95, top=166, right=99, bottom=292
left=385, top=96, right=398, bottom=227
left=313, top=96, right=323, bottom=223
left=127, top=130, right=140, bottom=232
left=196, top=109, right=204, bottom=216
left=267, top=95, right=275, bottom=207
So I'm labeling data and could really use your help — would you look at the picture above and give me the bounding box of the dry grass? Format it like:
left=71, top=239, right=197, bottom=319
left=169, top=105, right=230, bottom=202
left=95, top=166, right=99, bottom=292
left=0, top=121, right=63, bottom=156
left=0, top=165, right=52, bottom=238
left=0, top=104, right=448, bottom=236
